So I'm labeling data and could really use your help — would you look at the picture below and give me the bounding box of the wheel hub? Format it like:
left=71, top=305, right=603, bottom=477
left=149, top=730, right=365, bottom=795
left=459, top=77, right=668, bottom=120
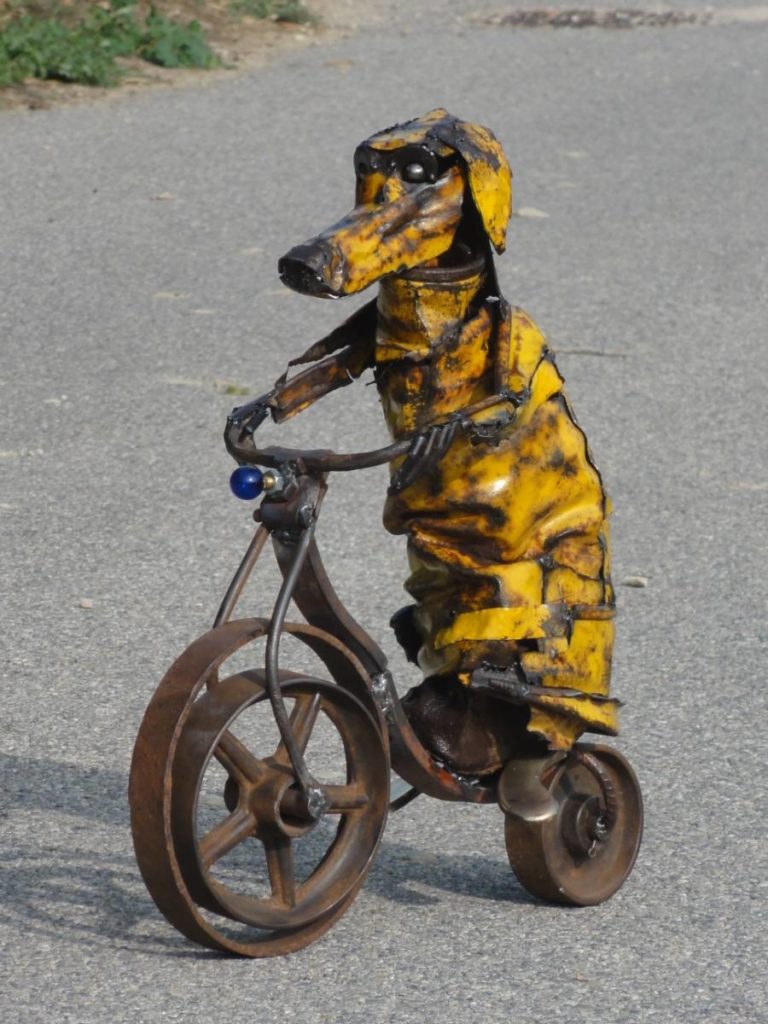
left=562, top=794, right=609, bottom=859
left=227, top=760, right=325, bottom=839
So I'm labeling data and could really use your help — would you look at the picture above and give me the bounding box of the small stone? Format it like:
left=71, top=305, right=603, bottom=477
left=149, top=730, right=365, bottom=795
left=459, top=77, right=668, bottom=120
left=516, top=206, right=550, bottom=219
left=621, top=575, right=649, bottom=588
left=78, top=598, right=93, bottom=609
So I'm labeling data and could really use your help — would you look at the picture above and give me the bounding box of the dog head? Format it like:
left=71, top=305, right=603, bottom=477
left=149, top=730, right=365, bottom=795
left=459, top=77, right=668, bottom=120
left=278, top=109, right=512, bottom=299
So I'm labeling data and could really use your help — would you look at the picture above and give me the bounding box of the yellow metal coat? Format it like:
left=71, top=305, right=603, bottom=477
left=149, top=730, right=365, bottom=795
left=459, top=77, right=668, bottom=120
left=375, top=275, right=618, bottom=750
left=362, top=108, right=512, bottom=254
left=268, top=109, right=620, bottom=752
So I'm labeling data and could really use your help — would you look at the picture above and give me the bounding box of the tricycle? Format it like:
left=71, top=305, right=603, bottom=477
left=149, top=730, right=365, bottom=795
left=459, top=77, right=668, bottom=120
left=129, top=422, right=642, bottom=958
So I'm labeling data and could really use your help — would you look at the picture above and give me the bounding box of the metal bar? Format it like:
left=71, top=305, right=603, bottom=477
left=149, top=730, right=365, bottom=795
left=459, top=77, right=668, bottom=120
left=224, top=392, right=520, bottom=473
left=389, top=779, right=420, bottom=812
left=470, top=665, right=621, bottom=705
left=213, top=524, right=270, bottom=628
left=273, top=535, right=388, bottom=678
left=264, top=521, right=319, bottom=800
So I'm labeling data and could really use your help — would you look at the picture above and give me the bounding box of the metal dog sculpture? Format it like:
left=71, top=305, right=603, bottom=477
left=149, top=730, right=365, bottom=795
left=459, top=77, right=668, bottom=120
left=233, top=110, right=619, bottom=775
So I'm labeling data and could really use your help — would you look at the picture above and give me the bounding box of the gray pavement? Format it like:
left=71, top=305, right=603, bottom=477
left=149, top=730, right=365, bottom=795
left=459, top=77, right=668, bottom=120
left=1, top=4, right=767, bottom=1022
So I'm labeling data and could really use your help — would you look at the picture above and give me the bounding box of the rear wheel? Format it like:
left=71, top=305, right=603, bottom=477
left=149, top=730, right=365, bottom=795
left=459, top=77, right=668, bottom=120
left=504, top=744, right=643, bottom=905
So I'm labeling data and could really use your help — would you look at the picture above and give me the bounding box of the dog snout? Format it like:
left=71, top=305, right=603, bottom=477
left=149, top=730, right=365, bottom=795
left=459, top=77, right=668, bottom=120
left=278, top=242, right=341, bottom=299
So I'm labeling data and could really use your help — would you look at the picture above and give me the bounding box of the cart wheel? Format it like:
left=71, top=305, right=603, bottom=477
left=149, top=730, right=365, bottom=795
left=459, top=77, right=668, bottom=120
left=503, top=743, right=643, bottom=906
left=131, top=655, right=388, bottom=957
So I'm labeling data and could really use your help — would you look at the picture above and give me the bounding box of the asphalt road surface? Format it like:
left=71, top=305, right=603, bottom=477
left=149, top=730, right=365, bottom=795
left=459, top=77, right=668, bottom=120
left=1, top=3, right=767, bottom=1022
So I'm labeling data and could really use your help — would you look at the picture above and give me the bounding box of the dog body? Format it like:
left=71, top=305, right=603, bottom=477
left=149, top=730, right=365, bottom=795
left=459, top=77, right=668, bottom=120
left=268, top=111, right=619, bottom=768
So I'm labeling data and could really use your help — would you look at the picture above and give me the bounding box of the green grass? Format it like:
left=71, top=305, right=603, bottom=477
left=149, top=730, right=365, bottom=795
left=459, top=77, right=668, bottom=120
left=0, top=1, right=221, bottom=87
left=229, top=0, right=314, bottom=25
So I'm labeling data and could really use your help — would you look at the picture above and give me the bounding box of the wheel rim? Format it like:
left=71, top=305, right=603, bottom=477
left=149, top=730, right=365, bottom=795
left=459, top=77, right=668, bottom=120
left=172, top=672, right=389, bottom=932
left=504, top=743, right=643, bottom=906
left=129, top=619, right=390, bottom=956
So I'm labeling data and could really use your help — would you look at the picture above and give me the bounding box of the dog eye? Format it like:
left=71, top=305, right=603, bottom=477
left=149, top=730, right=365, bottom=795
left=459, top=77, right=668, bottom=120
left=402, top=162, right=427, bottom=183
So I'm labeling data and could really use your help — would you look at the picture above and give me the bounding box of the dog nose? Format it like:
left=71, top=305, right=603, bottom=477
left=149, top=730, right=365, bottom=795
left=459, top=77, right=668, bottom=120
left=278, top=243, right=339, bottom=298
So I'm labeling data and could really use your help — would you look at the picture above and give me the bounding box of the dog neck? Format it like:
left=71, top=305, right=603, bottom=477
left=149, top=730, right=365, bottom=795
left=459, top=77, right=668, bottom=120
left=374, top=262, right=498, bottom=437
left=375, top=265, right=487, bottom=362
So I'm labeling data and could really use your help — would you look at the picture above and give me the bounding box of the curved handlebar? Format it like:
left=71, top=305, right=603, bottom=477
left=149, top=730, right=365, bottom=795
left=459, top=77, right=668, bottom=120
left=225, top=388, right=518, bottom=475
left=224, top=421, right=410, bottom=473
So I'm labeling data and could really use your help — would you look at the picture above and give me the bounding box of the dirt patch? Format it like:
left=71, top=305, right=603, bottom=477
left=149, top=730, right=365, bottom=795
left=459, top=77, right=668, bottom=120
left=474, top=5, right=768, bottom=29
left=0, top=0, right=360, bottom=112
left=478, top=8, right=700, bottom=28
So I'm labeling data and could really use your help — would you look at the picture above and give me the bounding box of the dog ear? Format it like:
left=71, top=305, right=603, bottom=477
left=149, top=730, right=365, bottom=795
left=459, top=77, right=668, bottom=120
left=430, top=116, right=513, bottom=254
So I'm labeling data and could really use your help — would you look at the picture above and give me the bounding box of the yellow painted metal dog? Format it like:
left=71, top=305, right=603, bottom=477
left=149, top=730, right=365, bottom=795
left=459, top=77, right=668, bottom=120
left=261, top=110, right=619, bottom=773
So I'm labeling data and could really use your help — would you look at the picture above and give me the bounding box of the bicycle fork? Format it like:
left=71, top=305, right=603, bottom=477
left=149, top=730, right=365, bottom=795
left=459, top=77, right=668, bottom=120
left=215, top=471, right=330, bottom=821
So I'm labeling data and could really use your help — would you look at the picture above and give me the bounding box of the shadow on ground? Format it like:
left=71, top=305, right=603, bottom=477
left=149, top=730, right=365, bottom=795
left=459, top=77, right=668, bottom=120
left=0, top=753, right=531, bottom=955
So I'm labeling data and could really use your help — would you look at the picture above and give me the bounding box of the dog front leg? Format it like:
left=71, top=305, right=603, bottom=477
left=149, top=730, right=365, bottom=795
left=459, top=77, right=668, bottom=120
left=270, top=300, right=377, bottom=422
left=269, top=340, right=374, bottom=423
left=228, top=301, right=376, bottom=438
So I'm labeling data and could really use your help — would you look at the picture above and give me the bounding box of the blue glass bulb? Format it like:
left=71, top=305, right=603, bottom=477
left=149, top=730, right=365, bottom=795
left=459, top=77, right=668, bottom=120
left=230, top=466, right=264, bottom=500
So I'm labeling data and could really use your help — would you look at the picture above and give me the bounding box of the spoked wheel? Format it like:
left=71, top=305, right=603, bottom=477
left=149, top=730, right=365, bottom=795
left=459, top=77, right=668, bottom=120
left=503, top=743, right=643, bottom=906
left=130, top=621, right=389, bottom=957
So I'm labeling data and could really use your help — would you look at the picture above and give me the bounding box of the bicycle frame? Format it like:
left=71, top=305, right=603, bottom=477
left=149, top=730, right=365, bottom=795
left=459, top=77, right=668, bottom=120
left=129, top=412, right=643, bottom=960
left=215, top=440, right=500, bottom=809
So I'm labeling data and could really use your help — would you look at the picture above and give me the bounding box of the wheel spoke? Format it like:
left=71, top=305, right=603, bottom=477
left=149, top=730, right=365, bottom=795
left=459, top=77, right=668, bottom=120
left=324, top=783, right=369, bottom=813
left=198, top=807, right=256, bottom=869
left=137, top=667, right=391, bottom=949
left=214, top=730, right=268, bottom=785
left=264, top=835, right=296, bottom=907
left=273, top=692, right=322, bottom=764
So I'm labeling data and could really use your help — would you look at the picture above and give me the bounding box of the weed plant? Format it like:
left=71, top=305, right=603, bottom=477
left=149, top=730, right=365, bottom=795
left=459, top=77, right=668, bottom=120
left=229, top=1, right=314, bottom=24
left=0, top=1, right=221, bottom=87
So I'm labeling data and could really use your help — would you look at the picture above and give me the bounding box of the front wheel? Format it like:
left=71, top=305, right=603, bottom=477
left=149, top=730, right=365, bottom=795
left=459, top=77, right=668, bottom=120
left=130, top=634, right=389, bottom=957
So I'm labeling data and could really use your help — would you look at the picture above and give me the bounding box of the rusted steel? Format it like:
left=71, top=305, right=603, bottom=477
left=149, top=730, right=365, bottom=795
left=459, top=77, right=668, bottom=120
left=213, top=523, right=270, bottom=627
left=130, top=111, right=644, bottom=958
left=503, top=744, right=643, bottom=904
left=272, top=529, right=389, bottom=679
left=496, top=751, right=566, bottom=822
left=571, top=747, right=620, bottom=831
left=263, top=520, right=321, bottom=801
left=266, top=485, right=496, bottom=803
left=226, top=391, right=529, bottom=472
left=172, top=674, right=388, bottom=930
left=130, top=620, right=388, bottom=956
left=371, top=669, right=498, bottom=804
left=267, top=488, right=496, bottom=803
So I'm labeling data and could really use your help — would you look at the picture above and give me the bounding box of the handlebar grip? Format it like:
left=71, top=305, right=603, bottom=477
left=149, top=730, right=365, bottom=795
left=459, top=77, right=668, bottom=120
left=224, top=420, right=408, bottom=473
